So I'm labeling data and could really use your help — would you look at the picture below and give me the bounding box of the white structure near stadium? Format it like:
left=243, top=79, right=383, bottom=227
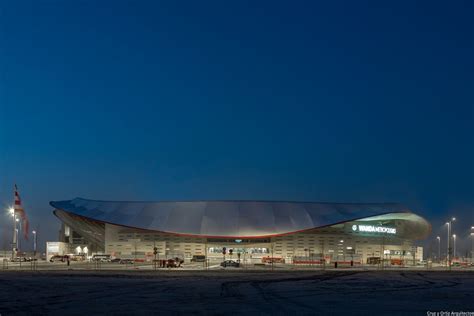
left=50, top=198, right=430, bottom=265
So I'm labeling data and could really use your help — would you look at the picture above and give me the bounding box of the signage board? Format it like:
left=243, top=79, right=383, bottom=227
left=351, top=224, right=396, bottom=235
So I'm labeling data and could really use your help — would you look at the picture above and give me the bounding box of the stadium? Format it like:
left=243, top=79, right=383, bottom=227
left=50, top=198, right=431, bottom=265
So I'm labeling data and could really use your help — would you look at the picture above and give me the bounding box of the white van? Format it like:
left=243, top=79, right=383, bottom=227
left=91, top=254, right=111, bottom=262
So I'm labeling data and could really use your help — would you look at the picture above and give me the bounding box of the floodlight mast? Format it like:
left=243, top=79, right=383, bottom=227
left=9, top=208, right=17, bottom=259
left=445, top=217, right=456, bottom=269
left=436, top=236, right=440, bottom=263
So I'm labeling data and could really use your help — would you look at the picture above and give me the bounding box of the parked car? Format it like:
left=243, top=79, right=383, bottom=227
left=220, top=260, right=240, bottom=268
left=50, top=255, right=69, bottom=263
left=165, top=258, right=184, bottom=268
left=11, top=257, right=27, bottom=262
left=70, top=254, right=85, bottom=261
left=190, top=255, right=206, bottom=263
left=24, top=257, right=38, bottom=262
left=111, top=258, right=122, bottom=263
left=92, top=254, right=112, bottom=262
left=119, top=259, right=134, bottom=264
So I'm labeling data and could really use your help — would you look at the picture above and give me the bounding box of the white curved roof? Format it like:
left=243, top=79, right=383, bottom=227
left=50, top=198, right=419, bottom=238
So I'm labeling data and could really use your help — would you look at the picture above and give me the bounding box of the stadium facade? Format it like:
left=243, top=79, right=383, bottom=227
left=50, top=198, right=431, bottom=264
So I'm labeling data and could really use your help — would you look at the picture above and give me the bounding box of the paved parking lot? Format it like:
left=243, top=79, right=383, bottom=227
left=0, top=270, right=473, bottom=315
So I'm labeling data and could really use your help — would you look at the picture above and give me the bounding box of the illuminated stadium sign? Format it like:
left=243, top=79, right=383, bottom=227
left=352, top=224, right=396, bottom=235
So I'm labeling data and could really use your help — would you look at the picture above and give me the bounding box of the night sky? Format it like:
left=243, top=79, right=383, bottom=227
left=0, top=1, right=472, bottom=253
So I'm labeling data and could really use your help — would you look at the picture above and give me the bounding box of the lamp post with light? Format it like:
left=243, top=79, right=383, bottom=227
left=9, top=208, right=16, bottom=259
left=452, top=234, right=457, bottom=262
left=446, top=217, right=455, bottom=269
left=436, top=236, right=441, bottom=263
left=32, top=230, right=37, bottom=258
left=471, top=227, right=474, bottom=263
left=15, top=228, right=19, bottom=256
left=16, top=217, right=21, bottom=253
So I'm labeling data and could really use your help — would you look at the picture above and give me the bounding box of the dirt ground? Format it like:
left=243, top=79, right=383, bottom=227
left=0, top=270, right=473, bottom=315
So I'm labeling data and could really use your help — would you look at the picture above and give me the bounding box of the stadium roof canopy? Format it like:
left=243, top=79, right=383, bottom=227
left=50, top=198, right=429, bottom=238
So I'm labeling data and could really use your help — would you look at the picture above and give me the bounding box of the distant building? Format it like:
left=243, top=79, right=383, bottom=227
left=51, top=198, right=430, bottom=264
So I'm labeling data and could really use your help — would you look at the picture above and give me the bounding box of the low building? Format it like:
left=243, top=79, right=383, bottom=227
left=51, top=198, right=430, bottom=264
left=46, top=241, right=69, bottom=260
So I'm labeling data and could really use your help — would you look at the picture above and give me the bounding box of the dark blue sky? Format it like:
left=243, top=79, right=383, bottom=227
left=0, top=1, right=473, bottom=250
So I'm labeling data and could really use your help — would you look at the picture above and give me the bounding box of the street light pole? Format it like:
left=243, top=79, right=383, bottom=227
left=32, top=230, right=37, bottom=258
left=471, top=227, right=474, bottom=263
left=436, top=236, right=440, bottom=263
left=17, top=218, right=21, bottom=253
left=446, top=217, right=455, bottom=269
left=446, top=222, right=450, bottom=267
left=15, top=228, right=19, bottom=256
left=453, top=234, right=456, bottom=260
left=10, top=209, right=16, bottom=259
left=11, top=213, right=15, bottom=260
